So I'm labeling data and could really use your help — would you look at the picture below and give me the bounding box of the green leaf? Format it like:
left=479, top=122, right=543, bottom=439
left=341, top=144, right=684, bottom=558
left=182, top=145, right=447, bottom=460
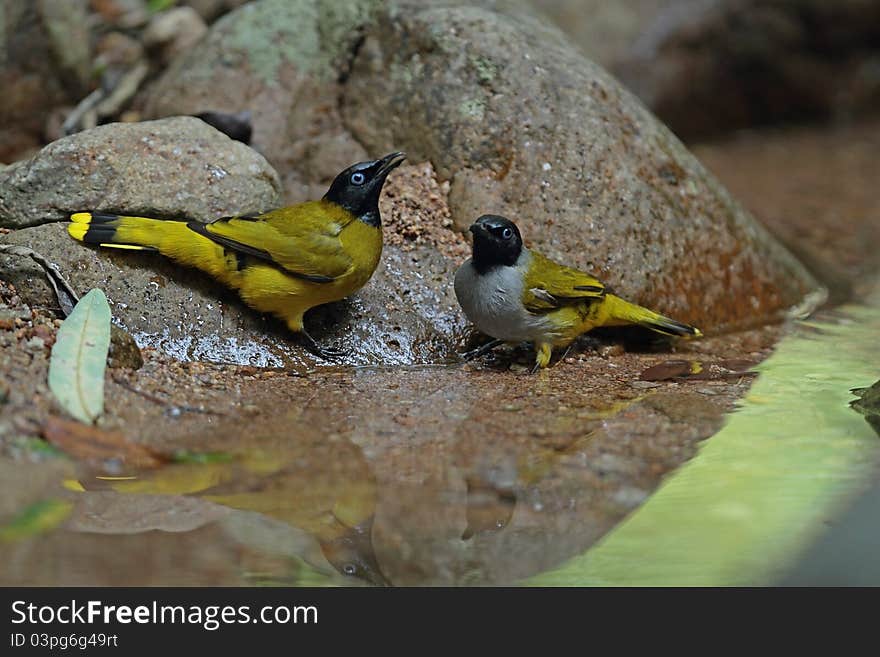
left=0, top=499, right=73, bottom=542
left=48, top=288, right=112, bottom=424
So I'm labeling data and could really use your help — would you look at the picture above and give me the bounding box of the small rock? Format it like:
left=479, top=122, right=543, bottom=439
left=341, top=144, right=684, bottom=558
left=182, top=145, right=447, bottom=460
left=632, top=380, right=662, bottom=389
left=0, top=310, right=15, bottom=330
left=597, top=343, right=625, bottom=358
left=143, top=7, right=208, bottom=66
left=194, top=111, right=252, bottom=144
left=108, top=325, right=144, bottom=370
left=91, top=0, right=150, bottom=29
left=24, top=336, right=46, bottom=353
left=640, top=360, right=694, bottom=381
left=95, top=31, right=145, bottom=72
left=0, top=117, right=281, bottom=228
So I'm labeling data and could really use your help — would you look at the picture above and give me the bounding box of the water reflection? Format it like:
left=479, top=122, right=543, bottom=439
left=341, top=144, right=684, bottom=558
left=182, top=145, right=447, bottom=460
left=0, top=365, right=736, bottom=586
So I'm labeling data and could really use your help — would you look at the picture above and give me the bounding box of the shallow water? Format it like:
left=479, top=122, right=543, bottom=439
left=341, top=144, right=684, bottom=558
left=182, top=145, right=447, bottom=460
left=2, top=289, right=877, bottom=587
left=0, top=355, right=745, bottom=586
left=530, top=284, right=880, bottom=585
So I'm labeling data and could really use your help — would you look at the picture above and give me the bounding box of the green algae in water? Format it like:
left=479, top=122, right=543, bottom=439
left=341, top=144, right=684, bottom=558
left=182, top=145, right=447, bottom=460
left=527, top=288, right=880, bottom=586
left=171, top=450, right=235, bottom=465
left=0, top=499, right=73, bottom=542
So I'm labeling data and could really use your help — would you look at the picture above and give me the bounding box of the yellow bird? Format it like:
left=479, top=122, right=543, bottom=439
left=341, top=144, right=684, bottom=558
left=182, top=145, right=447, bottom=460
left=68, top=152, right=406, bottom=358
left=454, top=215, right=702, bottom=372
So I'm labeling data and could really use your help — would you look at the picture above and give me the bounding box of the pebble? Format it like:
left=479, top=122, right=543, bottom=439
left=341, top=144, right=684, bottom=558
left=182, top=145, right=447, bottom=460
left=597, top=345, right=624, bottom=359
left=143, top=8, right=209, bottom=65
left=0, top=310, right=15, bottom=330
left=24, top=337, right=46, bottom=353
left=631, top=380, right=661, bottom=389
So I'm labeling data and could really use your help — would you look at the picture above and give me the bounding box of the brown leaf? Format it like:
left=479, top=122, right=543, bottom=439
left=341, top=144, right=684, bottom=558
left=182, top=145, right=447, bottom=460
left=640, top=359, right=758, bottom=382
left=640, top=360, right=695, bottom=381
left=42, top=416, right=168, bottom=471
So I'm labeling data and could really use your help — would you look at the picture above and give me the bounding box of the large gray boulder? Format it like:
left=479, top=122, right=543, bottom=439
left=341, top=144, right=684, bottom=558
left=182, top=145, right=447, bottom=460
left=342, top=1, right=823, bottom=332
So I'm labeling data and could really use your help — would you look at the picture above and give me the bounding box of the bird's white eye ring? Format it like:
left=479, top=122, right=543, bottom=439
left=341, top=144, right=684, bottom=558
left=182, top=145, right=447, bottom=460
left=343, top=564, right=357, bottom=575
left=501, top=227, right=513, bottom=239
left=351, top=172, right=366, bottom=186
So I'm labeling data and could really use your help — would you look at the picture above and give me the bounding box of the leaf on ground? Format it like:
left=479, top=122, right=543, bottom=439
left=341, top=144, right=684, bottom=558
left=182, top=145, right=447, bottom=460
left=0, top=499, right=73, bottom=542
left=640, top=359, right=757, bottom=382
left=42, top=415, right=168, bottom=470
left=48, top=288, right=111, bottom=424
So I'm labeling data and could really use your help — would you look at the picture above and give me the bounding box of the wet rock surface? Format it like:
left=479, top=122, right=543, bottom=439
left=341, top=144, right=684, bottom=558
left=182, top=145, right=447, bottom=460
left=538, top=0, right=880, bottom=139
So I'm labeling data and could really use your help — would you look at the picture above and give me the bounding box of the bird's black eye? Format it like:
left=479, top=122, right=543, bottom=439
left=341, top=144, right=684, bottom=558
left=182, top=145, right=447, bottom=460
left=350, top=172, right=366, bottom=186
left=501, top=227, right=513, bottom=239
left=342, top=564, right=358, bottom=576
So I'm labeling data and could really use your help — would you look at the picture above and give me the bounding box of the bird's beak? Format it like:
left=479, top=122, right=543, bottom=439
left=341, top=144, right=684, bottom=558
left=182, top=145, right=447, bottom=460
left=375, top=151, right=407, bottom=178
left=469, top=222, right=488, bottom=238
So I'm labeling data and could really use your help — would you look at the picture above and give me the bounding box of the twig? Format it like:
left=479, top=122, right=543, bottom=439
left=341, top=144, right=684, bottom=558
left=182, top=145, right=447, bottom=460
left=0, top=244, right=79, bottom=316
left=111, top=375, right=229, bottom=417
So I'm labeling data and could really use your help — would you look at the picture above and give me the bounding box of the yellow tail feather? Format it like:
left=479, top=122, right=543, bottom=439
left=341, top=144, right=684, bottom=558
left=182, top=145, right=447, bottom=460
left=67, top=212, right=93, bottom=241
left=605, top=294, right=702, bottom=338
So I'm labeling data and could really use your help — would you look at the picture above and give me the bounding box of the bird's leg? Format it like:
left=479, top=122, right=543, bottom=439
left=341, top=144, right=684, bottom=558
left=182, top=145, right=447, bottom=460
left=298, top=329, right=348, bottom=361
left=461, top=338, right=504, bottom=361
left=531, top=342, right=553, bottom=374
left=556, top=344, right=574, bottom=364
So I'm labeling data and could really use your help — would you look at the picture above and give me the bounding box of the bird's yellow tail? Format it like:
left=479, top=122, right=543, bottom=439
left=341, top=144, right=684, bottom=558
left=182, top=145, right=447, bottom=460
left=68, top=212, right=180, bottom=251
left=604, top=294, right=702, bottom=338
left=68, top=211, right=248, bottom=286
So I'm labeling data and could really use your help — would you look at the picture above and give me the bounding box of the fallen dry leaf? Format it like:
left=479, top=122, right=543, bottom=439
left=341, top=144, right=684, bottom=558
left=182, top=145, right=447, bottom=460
left=640, top=359, right=757, bottom=382
left=42, top=415, right=168, bottom=471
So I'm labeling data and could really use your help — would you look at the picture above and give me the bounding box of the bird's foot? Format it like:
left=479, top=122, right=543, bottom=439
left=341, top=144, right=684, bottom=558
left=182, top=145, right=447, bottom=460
left=461, top=338, right=504, bottom=362
left=299, top=330, right=348, bottom=362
